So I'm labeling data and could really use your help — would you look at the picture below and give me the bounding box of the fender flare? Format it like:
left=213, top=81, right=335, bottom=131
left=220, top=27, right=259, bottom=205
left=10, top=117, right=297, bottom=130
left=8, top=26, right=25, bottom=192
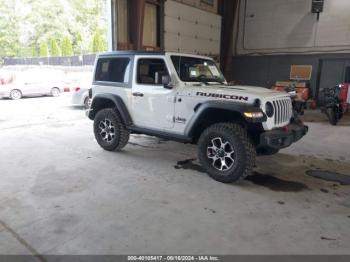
left=184, top=100, right=266, bottom=138
left=88, top=93, right=133, bottom=126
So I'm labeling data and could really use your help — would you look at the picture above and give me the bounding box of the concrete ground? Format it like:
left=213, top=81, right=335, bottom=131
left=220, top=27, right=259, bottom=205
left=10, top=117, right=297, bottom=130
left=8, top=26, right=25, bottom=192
left=0, top=95, right=349, bottom=255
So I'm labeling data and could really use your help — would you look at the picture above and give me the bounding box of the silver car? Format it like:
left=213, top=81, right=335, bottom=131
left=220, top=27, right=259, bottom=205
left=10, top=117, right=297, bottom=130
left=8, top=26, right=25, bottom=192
left=69, top=72, right=92, bottom=109
left=0, top=69, right=65, bottom=100
left=71, top=87, right=91, bottom=109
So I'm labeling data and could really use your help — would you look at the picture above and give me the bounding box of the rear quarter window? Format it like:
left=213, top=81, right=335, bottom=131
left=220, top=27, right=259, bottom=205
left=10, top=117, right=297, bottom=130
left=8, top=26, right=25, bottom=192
left=95, top=57, right=130, bottom=83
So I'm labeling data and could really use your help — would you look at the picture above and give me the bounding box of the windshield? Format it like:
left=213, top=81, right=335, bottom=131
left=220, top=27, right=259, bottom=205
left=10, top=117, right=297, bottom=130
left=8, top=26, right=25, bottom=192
left=171, top=55, right=226, bottom=84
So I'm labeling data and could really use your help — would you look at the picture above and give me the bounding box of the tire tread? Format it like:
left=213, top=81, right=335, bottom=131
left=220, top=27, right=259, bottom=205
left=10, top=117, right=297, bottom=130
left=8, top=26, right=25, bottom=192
left=93, top=108, right=130, bottom=151
left=198, top=122, right=256, bottom=183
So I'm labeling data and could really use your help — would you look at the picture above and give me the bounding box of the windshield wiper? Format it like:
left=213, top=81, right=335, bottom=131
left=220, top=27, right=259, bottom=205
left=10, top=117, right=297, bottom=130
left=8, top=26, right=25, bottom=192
left=199, top=81, right=210, bottom=85
left=213, top=80, right=226, bottom=85
left=197, top=76, right=226, bottom=85
left=203, top=79, right=226, bottom=85
left=196, top=76, right=210, bottom=85
left=211, top=77, right=226, bottom=85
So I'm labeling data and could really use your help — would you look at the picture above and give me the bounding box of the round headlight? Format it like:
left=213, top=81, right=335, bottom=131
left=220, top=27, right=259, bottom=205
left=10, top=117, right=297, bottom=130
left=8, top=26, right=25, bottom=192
left=265, top=102, right=274, bottom=117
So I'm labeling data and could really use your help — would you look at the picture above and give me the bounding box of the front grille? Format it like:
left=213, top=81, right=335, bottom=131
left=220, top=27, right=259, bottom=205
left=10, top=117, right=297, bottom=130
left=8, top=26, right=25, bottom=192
left=272, top=98, right=292, bottom=125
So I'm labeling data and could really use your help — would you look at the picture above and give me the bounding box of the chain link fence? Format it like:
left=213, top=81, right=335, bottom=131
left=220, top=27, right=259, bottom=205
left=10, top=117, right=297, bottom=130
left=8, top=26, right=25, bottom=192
left=3, top=54, right=97, bottom=66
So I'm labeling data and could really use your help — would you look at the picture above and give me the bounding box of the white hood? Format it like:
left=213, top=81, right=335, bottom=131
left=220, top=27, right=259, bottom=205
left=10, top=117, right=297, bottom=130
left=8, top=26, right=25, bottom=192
left=178, top=84, right=290, bottom=101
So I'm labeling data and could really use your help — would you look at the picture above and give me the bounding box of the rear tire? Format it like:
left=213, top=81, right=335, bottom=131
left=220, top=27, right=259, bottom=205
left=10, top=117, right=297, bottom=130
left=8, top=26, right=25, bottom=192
left=93, top=108, right=130, bottom=151
left=198, top=123, right=256, bottom=183
left=51, top=87, right=60, bottom=97
left=10, top=89, right=22, bottom=100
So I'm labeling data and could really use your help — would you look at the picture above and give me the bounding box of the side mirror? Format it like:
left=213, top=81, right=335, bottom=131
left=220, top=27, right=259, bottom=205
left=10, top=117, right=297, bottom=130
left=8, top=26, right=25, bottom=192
left=163, top=76, right=173, bottom=89
left=161, top=75, right=171, bottom=86
left=155, top=72, right=172, bottom=89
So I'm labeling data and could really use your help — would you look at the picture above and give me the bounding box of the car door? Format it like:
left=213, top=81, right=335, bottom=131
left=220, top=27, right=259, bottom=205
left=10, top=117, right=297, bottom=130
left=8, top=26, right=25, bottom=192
left=26, top=79, right=46, bottom=95
left=13, top=72, right=36, bottom=96
left=22, top=71, right=46, bottom=95
left=130, top=56, right=175, bottom=130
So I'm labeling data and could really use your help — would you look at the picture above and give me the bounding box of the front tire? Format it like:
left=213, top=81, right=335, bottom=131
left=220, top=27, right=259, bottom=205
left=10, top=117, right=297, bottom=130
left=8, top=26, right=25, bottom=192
left=10, top=89, right=22, bottom=100
left=93, top=108, right=130, bottom=151
left=198, top=123, right=256, bottom=183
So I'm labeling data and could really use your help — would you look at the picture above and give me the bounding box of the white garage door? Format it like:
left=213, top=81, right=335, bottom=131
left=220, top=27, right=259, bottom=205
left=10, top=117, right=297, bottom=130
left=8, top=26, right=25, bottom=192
left=164, top=0, right=221, bottom=56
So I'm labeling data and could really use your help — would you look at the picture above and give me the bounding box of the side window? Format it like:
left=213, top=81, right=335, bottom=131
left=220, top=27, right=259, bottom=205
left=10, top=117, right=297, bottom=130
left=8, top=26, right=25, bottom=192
left=137, top=58, right=169, bottom=85
left=95, top=57, right=130, bottom=83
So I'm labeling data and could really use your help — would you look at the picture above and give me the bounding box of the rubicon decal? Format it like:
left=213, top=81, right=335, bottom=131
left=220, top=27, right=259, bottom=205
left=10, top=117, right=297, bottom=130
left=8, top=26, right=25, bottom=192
left=196, top=92, right=248, bottom=101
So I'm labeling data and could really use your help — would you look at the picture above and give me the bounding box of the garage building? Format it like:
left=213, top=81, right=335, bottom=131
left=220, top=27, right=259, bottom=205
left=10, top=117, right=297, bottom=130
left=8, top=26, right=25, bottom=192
left=108, top=0, right=350, bottom=104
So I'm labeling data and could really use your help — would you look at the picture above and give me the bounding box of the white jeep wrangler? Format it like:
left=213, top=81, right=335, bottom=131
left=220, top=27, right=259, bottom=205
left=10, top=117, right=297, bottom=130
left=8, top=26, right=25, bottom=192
left=88, top=51, right=308, bottom=183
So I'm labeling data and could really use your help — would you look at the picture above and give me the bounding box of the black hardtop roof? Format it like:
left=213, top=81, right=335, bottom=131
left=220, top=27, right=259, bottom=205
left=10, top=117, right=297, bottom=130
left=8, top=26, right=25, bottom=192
left=98, top=51, right=165, bottom=57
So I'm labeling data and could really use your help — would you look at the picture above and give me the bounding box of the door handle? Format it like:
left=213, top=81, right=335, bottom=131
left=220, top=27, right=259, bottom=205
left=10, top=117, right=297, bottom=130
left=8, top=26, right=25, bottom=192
left=132, top=92, right=144, bottom=97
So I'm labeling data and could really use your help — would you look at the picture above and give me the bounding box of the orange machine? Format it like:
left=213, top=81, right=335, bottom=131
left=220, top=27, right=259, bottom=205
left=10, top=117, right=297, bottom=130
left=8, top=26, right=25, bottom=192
left=272, top=81, right=310, bottom=101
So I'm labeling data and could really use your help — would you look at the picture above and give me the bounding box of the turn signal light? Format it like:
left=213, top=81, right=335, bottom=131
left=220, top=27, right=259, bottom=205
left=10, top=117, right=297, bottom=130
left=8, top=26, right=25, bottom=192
left=244, top=112, right=264, bottom=118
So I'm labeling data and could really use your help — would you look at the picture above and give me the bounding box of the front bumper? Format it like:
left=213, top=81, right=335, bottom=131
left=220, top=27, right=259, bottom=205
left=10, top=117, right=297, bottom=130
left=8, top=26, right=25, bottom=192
left=258, top=122, right=308, bottom=150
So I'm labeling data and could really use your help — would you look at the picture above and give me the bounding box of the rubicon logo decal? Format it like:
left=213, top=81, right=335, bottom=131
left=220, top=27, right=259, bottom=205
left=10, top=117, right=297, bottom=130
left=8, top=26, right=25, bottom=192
left=196, top=92, right=248, bottom=101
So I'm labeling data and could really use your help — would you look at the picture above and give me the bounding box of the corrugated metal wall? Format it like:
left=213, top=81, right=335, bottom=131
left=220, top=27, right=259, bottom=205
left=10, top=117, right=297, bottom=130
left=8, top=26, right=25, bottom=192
left=235, top=0, right=350, bottom=55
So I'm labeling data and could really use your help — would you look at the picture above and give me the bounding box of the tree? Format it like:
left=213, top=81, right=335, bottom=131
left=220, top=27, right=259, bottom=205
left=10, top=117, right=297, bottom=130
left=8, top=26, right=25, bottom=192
left=18, top=46, right=35, bottom=58
left=31, top=46, right=38, bottom=57
left=91, top=30, right=107, bottom=53
left=39, top=42, right=49, bottom=57
left=0, top=0, right=107, bottom=59
left=73, top=32, right=83, bottom=55
left=61, top=36, right=73, bottom=56
left=0, top=0, right=21, bottom=58
left=50, top=39, right=61, bottom=56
